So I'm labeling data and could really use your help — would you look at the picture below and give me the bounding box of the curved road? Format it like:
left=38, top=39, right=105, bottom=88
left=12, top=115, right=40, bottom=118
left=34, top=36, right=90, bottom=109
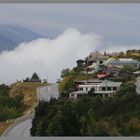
left=4, top=84, right=59, bottom=136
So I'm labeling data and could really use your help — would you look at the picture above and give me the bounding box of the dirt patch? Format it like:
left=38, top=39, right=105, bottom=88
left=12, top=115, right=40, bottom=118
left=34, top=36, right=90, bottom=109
left=10, top=82, right=47, bottom=113
left=0, top=121, right=13, bottom=135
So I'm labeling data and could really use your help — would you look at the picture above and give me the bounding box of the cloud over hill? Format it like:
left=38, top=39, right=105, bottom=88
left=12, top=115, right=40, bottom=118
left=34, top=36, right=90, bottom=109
left=0, top=28, right=101, bottom=84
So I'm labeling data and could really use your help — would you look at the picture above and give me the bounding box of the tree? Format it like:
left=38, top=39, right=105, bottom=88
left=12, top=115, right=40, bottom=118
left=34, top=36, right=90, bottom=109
left=88, top=88, right=95, bottom=97
left=60, top=69, right=70, bottom=78
left=118, top=51, right=125, bottom=58
left=59, top=76, right=75, bottom=95
left=123, top=64, right=136, bottom=72
left=46, top=110, right=64, bottom=136
left=126, top=50, right=132, bottom=57
left=116, top=82, right=136, bottom=98
left=31, top=72, right=40, bottom=80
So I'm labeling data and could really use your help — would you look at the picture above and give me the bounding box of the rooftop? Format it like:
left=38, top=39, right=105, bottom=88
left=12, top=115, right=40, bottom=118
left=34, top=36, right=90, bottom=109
left=75, top=79, right=102, bottom=83
left=78, top=80, right=122, bottom=87
left=100, top=80, right=122, bottom=87
left=87, top=51, right=109, bottom=62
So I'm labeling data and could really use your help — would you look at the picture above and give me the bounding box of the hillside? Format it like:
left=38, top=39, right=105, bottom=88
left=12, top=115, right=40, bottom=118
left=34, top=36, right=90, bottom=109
left=0, top=82, right=47, bottom=135
left=0, top=25, right=44, bottom=52
left=10, top=82, right=47, bottom=113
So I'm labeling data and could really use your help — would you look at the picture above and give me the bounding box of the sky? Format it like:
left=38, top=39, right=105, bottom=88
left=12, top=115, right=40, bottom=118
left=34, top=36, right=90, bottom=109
left=0, top=4, right=140, bottom=83
left=1, top=4, right=140, bottom=45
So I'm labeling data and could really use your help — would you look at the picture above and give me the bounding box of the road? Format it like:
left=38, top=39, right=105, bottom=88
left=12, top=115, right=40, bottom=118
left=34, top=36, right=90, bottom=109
left=136, top=76, right=140, bottom=94
left=4, top=84, right=59, bottom=137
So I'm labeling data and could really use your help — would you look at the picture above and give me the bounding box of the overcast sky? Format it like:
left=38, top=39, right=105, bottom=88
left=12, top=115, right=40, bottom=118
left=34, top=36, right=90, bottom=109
left=1, top=4, right=140, bottom=46
left=0, top=4, right=140, bottom=83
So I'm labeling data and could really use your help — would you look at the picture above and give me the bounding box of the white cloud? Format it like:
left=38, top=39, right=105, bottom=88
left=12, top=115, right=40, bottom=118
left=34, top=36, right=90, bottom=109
left=0, top=28, right=101, bottom=84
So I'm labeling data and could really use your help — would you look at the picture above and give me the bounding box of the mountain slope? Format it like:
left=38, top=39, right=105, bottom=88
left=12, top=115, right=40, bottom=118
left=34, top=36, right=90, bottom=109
left=0, top=25, right=45, bottom=52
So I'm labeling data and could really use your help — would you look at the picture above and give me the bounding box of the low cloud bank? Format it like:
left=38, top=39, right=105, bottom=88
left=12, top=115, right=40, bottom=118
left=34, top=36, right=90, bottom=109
left=0, top=28, right=101, bottom=84
left=0, top=28, right=139, bottom=84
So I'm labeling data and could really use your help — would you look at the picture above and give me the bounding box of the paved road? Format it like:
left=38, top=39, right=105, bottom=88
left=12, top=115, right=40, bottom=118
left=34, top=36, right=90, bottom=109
left=136, top=76, right=140, bottom=94
left=37, top=84, right=59, bottom=101
left=4, top=84, right=59, bottom=137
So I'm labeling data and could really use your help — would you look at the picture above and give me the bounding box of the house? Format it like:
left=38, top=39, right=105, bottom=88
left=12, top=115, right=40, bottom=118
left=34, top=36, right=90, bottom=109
left=69, top=91, right=88, bottom=99
left=43, top=79, right=48, bottom=83
left=133, top=70, right=140, bottom=77
left=29, top=79, right=41, bottom=83
left=84, top=63, right=99, bottom=74
left=86, top=51, right=109, bottom=65
left=103, top=57, right=117, bottom=66
left=84, top=51, right=109, bottom=74
left=102, top=66, right=121, bottom=77
left=70, top=79, right=122, bottom=99
left=76, top=59, right=86, bottom=67
left=74, top=79, right=102, bottom=91
left=102, top=65, right=133, bottom=79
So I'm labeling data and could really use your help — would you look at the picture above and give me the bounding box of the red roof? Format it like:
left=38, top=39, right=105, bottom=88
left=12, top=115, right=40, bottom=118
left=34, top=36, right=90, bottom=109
left=97, top=74, right=107, bottom=79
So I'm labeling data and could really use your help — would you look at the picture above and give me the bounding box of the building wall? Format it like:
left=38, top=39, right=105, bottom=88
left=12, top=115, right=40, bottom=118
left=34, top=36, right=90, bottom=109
left=79, top=84, right=119, bottom=92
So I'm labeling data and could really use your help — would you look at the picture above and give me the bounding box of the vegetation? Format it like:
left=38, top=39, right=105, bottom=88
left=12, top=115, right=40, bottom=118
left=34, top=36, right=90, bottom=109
left=88, top=87, right=95, bottom=97
left=31, top=82, right=140, bottom=136
left=23, top=72, right=41, bottom=82
left=0, top=121, right=13, bottom=135
left=118, top=49, right=140, bottom=60
left=123, top=64, right=136, bottom=72
left=31, top=72, right=40, bottom=80
left=0, top=82, right=47, bottom=135
left=10, top=82, right=47, bottom=113
left=0, top=84, right=24, bottom=122
left=59, top=68, right=96, bottom=97
left=30, top=49, right=139, bottom=136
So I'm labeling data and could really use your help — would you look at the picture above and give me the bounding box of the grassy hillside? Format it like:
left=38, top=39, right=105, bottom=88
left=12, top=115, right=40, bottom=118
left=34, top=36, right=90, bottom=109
left=10, top=82, right=47, bottom=113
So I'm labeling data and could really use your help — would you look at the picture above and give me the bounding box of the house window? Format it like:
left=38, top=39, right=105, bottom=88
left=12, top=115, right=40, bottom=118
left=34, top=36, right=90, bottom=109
left=102, top=87, right=106, bottom=91
left=100, top=61, right=103, bottom=64
left=107, top=87, right=111, bottom=91
left=71, top=94, right=74, bottom=97
left=113, top=87, right=117, bottom=91
left=79, top=87, right=83, bottom=91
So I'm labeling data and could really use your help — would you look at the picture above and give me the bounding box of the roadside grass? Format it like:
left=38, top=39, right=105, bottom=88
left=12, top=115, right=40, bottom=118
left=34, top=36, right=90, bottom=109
left=10, top=82, right=48, bottom=113
left=0, top=121, right=13, bottom=135
left=0, top=82, right=48, bottom=135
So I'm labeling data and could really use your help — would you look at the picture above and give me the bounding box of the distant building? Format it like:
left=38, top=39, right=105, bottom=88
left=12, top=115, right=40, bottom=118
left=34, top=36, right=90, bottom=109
left=84, top=63, right=98, bottom=74
left=86, top=51, right=109, bottom=65
left=103, top=66, right=121, bottom=77
left=84, top=51, right=109, bottom=74
left=29, top=79, right=41, bottom=83
left=133, top=70, right=140, bottom=76
left=43, top=79, right=48, bottom=83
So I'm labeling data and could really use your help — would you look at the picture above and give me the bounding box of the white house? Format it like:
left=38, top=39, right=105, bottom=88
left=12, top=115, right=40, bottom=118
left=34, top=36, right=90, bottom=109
left=69, top=80, right=122, bottom=99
